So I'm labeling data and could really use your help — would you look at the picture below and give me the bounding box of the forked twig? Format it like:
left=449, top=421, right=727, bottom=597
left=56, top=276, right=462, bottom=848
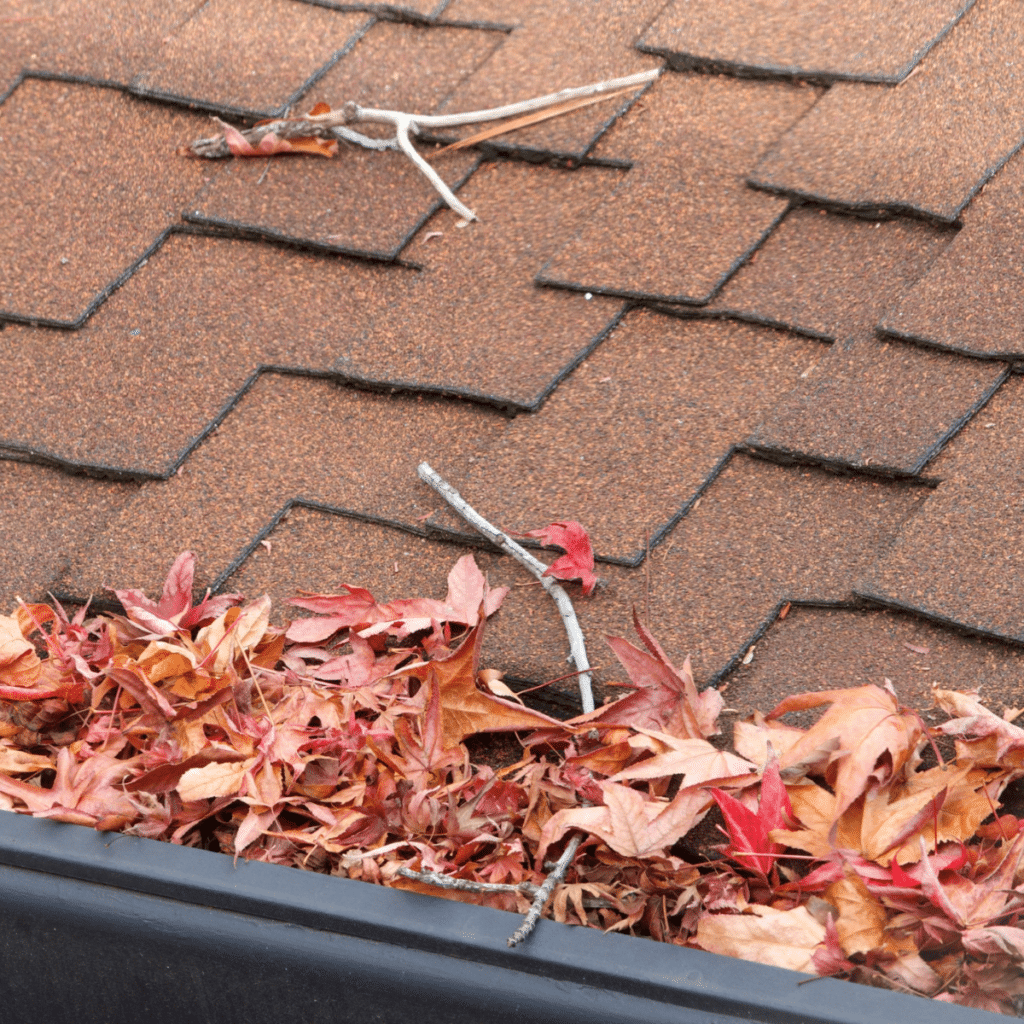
left=186, top=69, right=661, bottom=222
left=415, top=461, right=595, bottom=945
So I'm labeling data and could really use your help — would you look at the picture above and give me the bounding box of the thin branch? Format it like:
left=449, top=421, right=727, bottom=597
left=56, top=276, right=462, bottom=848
left=184, top=69, right=662, bottom=221
left=416, top=461, right=594, bottom=714
left=398, top=867, right=539, bottom=897
left=508, top=833, right=584, bottom=947
left=324, top=69, right=661, bottom=132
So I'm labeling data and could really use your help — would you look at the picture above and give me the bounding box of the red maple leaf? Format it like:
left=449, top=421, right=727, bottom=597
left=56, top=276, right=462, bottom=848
left=525, top=520, right=597, bottom=595
left=710, top=755, right=793, bottom=876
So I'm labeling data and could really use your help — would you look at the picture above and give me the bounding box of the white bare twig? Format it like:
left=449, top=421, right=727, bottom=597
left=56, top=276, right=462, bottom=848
left=416, top=461, right=594, bottom=714
left=508, top=833, right=584, bottom=947
left=398, top=867, right=539, bottom=897
left=186, top=69, right=662, bottom=222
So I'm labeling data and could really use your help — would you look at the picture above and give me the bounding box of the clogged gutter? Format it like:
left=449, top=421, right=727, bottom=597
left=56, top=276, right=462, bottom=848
left=2, top=523, right=1024, bottom=1012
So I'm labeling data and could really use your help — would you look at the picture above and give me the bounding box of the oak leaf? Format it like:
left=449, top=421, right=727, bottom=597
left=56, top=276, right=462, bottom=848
left=0, top=613, right=41, bottom=689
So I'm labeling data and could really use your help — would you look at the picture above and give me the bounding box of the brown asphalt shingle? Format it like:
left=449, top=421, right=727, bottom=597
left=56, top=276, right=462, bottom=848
left=700, top=205, right=1007, bottom=474
left=749, top=0, right=1024, bottom=223
left=726, top=603, right=1024, bottom=730
left=130, top=0, right=371, bottom=119
left=425, top=308, right=824, bottom=562
left=1, top=0, right=202, bottom=88
left=538, top=72, right=818, bottom=304
left=437, top=0, right=663, bottom=160
left=186, top=21, right=497, bottom=258
left=334, top=160, right=625, bottom=410
left=0, top=78, right=211, bottom=327
left=56, top=374, right=507, bottom=600
left=638, top=0, right=975, bottom=84
left=879, top=147, right=1024, bottom=360
left=704, top=205, right=954, bottom=339
left=0, top=233, right=396, bottom=475
left=0, top=459, right=136, bottom=608
left=748, top=332, right=1007, bottom=476
left=858, top=374, right=1024, bottom=642
left=225, top=454, right=925, bottom=698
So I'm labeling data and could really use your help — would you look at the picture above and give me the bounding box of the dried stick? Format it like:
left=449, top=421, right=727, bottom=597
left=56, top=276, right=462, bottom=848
left=415, top=461, right=595, bottom=946
left=416, top=462, right=594, bottom=714
left=507, top=833, right=584, bottom=947
left=186, top=69, right=661, bottom=221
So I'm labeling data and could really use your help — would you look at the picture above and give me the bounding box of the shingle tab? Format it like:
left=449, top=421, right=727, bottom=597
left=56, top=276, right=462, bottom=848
left=538, top=73, right=817, bottom=304
left=705, top=205, right=953, bottom=339
left=1, top=0, right=202, bottom=87
left=332, top=160, right=625, bottom=410
left=186, top=20, right=497, bottom=257
left=638, top=0, right=975, bottom=84
left=130, top=0, right=370, bottom=118
left=0, top=79, right=211, bottom=327
left=750, top=0, right=1024, bottom=222
left=879, top=149, right=1024, bottom=360
left=858, top=374, right=1024, bottom=641
left=0, top=234, right=391, bottom=475
left=748, top=332, right=1006, bottom=475
left=437, top=0, right=663, bottom=159
left=425, top=308, right=823, bottom=562
left=56, top=375, right=507, bottom=600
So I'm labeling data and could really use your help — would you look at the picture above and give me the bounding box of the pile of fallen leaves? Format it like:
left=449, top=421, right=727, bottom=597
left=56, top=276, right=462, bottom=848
left=2, top=551, right=1024, bottom=1014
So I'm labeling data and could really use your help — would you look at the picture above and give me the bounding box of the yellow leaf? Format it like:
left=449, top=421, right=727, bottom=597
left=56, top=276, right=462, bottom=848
left=177, top=759, right=251, bottom=801
left=826, top=872, right=887, bottom=956
left=694, top=905, right=825, bottom=974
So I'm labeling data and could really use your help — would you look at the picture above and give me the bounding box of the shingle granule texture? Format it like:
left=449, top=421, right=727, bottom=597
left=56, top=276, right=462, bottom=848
left=186, top=21, right=496, bottom=258
left=749, top=0, right=1024, bottom=222
left=748, top=332, right=1007, bottom=475
left=0, top=79, right=211, bottom=327
left=333, top=161, right=625, bottom=410
left=724, top=604, right=1024, bottom=734
left=879, top=148, right=1024, bottom=360
left=705, top=205, right=954, bottom=338
left=0, top=459, right=136, bottom=608
left=0, top=234, right=405, bottom=475
left=425, top=308, right=823, bottom=563
left=130, top=0, right=370, bottom=118
left=638, top=0, right=975, bottom=84
left=56, top=375, right=507, bottom=600
left=1, top=0, right=202, bottom=87
left=858, top=374, right=1024, bottom=641
left=538, top=72, right=818, bottom=304
left=437, top=0, right=663, bottom=159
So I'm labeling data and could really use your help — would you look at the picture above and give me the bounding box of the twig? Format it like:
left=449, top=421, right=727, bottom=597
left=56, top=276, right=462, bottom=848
left=416, top=462, right=594, bottom=714
left=508, top=833, right=584, bottom=947
left=398, top=867, right=539, bottom=897
left=185, top=69, right=661, bottom=221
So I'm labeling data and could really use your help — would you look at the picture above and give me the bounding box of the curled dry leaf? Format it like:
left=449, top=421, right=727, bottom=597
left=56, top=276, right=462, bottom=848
left=525, top=520, right=597, bottom=595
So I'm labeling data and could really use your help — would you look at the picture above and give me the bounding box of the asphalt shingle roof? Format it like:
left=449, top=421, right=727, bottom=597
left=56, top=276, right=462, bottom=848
left=4, top=0, right=1024, bottom=725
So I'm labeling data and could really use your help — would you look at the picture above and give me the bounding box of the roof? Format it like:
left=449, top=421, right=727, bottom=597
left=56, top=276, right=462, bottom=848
left=3, top=0, right=1024, bottom=729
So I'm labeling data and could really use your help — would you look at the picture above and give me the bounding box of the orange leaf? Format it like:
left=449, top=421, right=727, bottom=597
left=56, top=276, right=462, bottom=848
left=426, top=618, right=565, bottom=747
left=694, top=905, right=825, bottom=974
left=768, top=684, right=922, bottom=829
